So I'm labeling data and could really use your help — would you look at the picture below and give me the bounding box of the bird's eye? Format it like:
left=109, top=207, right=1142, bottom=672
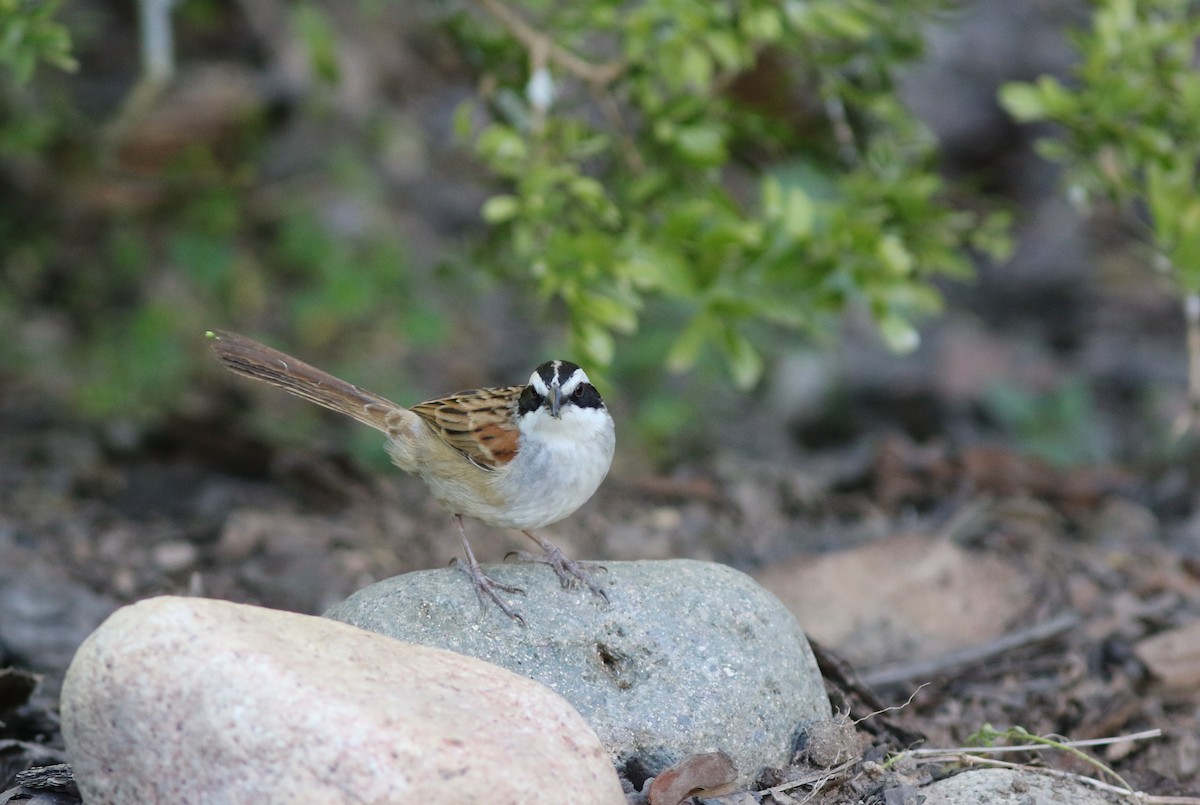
left=572, top=384, right=586, bottom=399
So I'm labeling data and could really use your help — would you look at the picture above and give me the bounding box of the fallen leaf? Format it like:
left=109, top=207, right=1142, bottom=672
left=1134, top=620, right=1200, bottom=693
left=647, top=752, right=737, bottom=805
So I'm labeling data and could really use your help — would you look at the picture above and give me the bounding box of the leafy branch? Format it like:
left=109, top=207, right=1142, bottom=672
left=451, top=0, right=1010, bottom=387
left=1000, top=0, right=1200, bottom=432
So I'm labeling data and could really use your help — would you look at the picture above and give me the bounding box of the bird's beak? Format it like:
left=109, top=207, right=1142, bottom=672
left=548, top=385, right=562, bottom=418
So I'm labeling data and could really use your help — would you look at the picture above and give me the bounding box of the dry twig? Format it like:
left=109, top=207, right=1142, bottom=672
left=903, top=728, right=1163, bottom=760
left=756, top=758, right=859, bottom=804
left=861, top=612, right=1080, bottom=688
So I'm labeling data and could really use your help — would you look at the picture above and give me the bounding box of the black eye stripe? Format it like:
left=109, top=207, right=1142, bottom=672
left=523, top=361, right=604, bottom=414
left=571, top=383, right=604, bottom=410
left=518, top=384, right=542, bottom=416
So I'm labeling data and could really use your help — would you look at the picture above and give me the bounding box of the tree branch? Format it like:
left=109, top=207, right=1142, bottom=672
left=473, top=0, right=624, bottom=87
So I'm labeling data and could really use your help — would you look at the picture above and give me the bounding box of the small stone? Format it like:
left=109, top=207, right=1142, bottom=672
left=919, top=768, right=1118, bottom=804
left=650, top=507, right=682, bottom=531
left=111, top=566, right=137, bottom=598
left=150, top=540, right=197, bottom=573
left=213, top=509, right=270, bottom=562
left=324, top=559, right=830, bottom=787
left=62, top=596, right=624, bottom=804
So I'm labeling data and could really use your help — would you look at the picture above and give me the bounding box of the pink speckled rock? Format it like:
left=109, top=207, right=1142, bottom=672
left=61, top=596, right=624, bottom=805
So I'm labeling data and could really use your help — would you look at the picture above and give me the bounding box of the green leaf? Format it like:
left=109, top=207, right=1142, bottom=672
left=293, top=2, right=340, bottom=84
left=809, top=5, right=873, bottom=40
left=481, top=194, right=520, bottom=223
left=675, top=123, right=727, bottom=165
left=678, top=45, right=713, bottom=89
left=665, top=314, right=712, bottom=374
left=581, top=291, right=639, bottom=333
left=782, top=185, right=815, bottom=239
left=741, top=7, right=783, bottom=42
left=452, top=99, right=476, bottom=141
left=476, top=125, right=529, bottom=168
left=575, top=319, right=615, bottom=366
left=761, top=176, right=784, bottom=220
left=704, top=30, right=745, bottom=71
left=998, top=81, right=1049, bottom=122
left=1170, top=196, right=1200, bottom=290
left=877, top=233, right=914, bottom=276
left=619, top=244, right=694, bottom=295
left=720, top=326, right=764, bottom=389
left=878, top=313, right=921, bottom=353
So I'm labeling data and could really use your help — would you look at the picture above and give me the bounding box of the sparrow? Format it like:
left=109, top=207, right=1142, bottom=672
left=206, top=330, right=615, bottom=623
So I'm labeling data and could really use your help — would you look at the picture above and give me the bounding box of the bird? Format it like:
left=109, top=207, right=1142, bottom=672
left=206, top=330, right=616, bottom=623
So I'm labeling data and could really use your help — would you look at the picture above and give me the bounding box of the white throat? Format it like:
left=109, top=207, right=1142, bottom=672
left=523, top=403, right=607, bottom=439
left=495, top=403, right=615, bottom=529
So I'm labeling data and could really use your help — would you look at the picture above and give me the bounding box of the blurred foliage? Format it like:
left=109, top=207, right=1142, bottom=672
left=0, top=0, right=1011, bottom=449
left=0, top=0, right=76, bottom=83
left=983, top=376, right=1110, bottom=467
left=0, top=2, right=442, bottom=425
left=67, top=150, right=427, bottom=421
left=1000, top=0, right=1200, bottom=292
left=451, top=0, right=1010, bottom=388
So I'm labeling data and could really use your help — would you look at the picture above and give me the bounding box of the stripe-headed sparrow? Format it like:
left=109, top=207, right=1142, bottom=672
left=207, top=330, right=615, bottom=623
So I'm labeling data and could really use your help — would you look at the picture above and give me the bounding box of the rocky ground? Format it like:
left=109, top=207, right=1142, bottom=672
left=4, top=243, right=1200, bottom=801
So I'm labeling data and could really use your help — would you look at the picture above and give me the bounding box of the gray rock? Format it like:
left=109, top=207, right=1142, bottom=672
left=920, top=768, right=1121, bottom=805
left=62, top=596, right=624, bottom=804
left=324, top=558, right=830, bottom=786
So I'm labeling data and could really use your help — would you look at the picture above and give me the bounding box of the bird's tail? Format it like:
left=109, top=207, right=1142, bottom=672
left=207, top=330, right=399, bottom=432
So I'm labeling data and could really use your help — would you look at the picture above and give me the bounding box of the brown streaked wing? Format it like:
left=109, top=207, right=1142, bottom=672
left=410, top=384, right=524, bottom=469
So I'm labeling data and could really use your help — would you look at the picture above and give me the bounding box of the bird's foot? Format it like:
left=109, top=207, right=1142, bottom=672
left=451, top=514, right=526, bottom=624
left=512, top=531, right=609, bottom=604
left=451, top=557, right=526, bottom=625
